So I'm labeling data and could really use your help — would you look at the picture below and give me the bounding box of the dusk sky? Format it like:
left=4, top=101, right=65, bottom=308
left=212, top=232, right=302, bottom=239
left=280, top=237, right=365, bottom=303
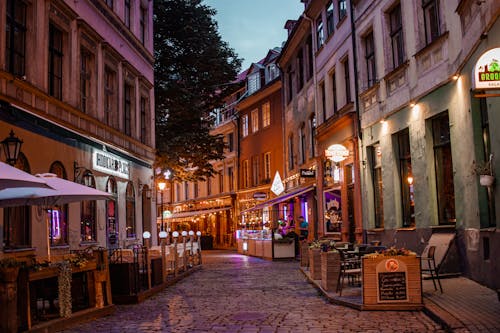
left=203, top=0, right=304, bottom=72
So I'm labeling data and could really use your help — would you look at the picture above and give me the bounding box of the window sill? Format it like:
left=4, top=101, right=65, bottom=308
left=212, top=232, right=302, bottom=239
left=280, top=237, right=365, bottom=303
left=3, top=247, right=36, bottom=253
left=50, top=245, right=70, bottom=249
left=396, top=227, right=416, bottom=231
left=367, top=228, right=385, bottom=232
left=479, top=227, right=497, bottom=232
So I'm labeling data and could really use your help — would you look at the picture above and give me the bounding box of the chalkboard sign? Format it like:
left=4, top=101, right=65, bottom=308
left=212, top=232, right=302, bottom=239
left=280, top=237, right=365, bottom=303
left=378, top=272, right=408, bottom=301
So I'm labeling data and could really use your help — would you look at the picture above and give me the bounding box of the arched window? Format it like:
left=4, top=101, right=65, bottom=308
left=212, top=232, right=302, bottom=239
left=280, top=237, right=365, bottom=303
left=3, top=153, right=31, bottom=249
left=80, top=170, right=97, bottom=242
left=126, top=182, right=136, bottom=238
left=48, top=161, right=68, bottom=246
left=106, top=177, right=119, bottom=247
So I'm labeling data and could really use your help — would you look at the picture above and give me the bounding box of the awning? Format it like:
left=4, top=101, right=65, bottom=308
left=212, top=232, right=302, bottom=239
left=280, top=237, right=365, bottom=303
left=240, top=185, right=316, bottom=214
left=167, top=206, right=231, bottom=219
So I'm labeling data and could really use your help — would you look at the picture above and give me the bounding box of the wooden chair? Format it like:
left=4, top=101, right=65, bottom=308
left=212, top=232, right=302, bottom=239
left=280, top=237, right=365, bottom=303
left=336, top=250, right=362, bottom=296
left=421, top=245, right=443, bottom=293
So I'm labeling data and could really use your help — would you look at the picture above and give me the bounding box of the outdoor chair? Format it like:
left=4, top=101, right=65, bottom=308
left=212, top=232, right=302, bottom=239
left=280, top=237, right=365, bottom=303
left=337, top=250, right=362, bottom=296
left=421, top=245, right=443, bottom=293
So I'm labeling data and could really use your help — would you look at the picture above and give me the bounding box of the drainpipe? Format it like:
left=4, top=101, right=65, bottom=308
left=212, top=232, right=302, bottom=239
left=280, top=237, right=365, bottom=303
left=349, top=0, right=361, bottom=141
left=301, top=12, right=319, bottom=240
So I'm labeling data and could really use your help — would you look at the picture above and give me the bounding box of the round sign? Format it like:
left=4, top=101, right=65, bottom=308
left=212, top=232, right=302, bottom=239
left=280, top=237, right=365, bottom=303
left=385, top=258, right=399, bottom=272
left=325, top=144, right=350, bottom=162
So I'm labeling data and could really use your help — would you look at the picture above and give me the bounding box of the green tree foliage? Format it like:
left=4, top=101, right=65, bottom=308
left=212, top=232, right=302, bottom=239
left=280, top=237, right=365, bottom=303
left=154, top=0, right=241, bottom=181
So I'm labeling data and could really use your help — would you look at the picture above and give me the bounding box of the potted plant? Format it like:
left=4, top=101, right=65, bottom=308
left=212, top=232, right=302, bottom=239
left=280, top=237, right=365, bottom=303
left=320, top=242, right=340, bottom=291
left=474, top=157, right=495, bottom=187
left=0, top=258, right=23, bottom=283
left=308, top=241, right=322, bottom=280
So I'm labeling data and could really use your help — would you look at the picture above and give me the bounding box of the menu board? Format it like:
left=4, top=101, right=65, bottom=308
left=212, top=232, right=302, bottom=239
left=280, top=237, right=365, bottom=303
left=377, top=272, right=408, bottom=301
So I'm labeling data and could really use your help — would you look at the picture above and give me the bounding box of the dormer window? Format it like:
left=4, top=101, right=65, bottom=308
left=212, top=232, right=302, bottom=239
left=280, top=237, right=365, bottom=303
left=265, top=63, right=279, bottom=83
left=248, top=72, right=261, bottom=95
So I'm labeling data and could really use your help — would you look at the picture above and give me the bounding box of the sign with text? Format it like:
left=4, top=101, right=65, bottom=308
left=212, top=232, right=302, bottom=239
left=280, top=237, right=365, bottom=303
left=93, top=149, right=130, bottom=179
left=474, top=48, right=500, bottom=90
left=300, top=169, right=316, bottom=178
left=325, top=144, right=349, bottom=162
left=376, top=258, right=409, bottom=303
left=253, top=192, right=267, bottom=200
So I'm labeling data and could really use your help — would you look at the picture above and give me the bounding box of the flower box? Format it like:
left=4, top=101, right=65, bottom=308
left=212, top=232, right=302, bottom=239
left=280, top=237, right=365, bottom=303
left=321, top=251, right=340, bottom=291
left=308, top=248, right=322, bottom=280
left=362, top=255, right=422, bottom=310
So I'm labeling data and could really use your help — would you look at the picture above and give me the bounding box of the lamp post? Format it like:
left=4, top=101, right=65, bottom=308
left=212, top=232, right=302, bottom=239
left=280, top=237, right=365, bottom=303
left=196, top=231, right=202, bottom=264
left=158, top=229, right=168, bottom=283
left=172, top=231, right=179, bottom=276
left=1, top=130, right=23, bottom=166
left=158, top=181, right=166, bottom=234
left=142, top=231, right=152, bottom=289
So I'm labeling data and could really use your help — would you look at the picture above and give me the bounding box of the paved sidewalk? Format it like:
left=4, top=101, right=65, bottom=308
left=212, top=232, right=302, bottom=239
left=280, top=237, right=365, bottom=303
left=422, top=277, right=500, bottom=333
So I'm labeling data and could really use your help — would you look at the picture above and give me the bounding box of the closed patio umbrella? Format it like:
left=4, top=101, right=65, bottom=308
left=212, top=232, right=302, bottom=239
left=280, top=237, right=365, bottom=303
left=0, top=173, right=111, bottom=207
left=0, top=161, right=52, bottom=190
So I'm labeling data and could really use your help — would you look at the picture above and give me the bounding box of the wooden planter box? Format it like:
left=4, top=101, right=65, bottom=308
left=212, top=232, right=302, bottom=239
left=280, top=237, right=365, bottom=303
left=362, top=255, right=422, bottom=310
left=300, top=241, right=309, bottom=267
left=308, top=248, right=322, bottom=280
left=321, top=251, right=340, bottom=291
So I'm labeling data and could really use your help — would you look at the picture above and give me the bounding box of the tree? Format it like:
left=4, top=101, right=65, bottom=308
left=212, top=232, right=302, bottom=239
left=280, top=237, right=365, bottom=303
left=154, top=0, right=242, bottom=182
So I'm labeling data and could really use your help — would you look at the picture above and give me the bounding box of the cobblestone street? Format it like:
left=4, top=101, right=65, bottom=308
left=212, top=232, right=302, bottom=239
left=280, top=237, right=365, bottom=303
left=62, top=251, right=444, bottom=333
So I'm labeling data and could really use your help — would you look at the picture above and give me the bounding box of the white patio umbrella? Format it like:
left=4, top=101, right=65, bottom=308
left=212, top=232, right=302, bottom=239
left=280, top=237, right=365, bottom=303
left=0, top=173, right=111, bottom=207
left=0, top=161, right=52, bottom=190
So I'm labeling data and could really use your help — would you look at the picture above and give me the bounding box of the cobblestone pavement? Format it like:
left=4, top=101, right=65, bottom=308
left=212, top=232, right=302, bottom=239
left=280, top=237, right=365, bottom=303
left=61, top=250, right=445, bottom=333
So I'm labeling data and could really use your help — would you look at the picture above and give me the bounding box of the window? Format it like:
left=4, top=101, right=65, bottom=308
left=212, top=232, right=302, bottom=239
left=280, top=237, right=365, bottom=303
left=252, top=155, right=260, bottom=186
left=242, top=114, right=249, bottom=137
left=228, top=166, right=234, bottom=192
left=331, top=71, right=338, bottom=114
left=299, top=124, right=306, bottom=165
left=432, top=112, right=455, bottom=225
left=326, top=1, right=334, bottom=37
left=104, top=67, right=117, bottom=127
left=126, top=182, right=136, bottom=238
left=248, top=72, right=260, bottom=94
left=3, top=154, right=31, bottom=249
left=194, top=182, right=199, bottom=198
left=365, top=31, right=376, bottom=88
left=219, top=173, right=224, bottom=193
left=316, top=16, right=324, bottom=48
left=338, top=0, right=347, bottom=21
left=207, top=178, right=212, bottom=196
left=264, top=152, right=271, bottom=181
left=309, top=114, right=316, bottom=158
left=124, top=0, right=131, bottom=28
left=124, top=83, right=132, bottom=136
left=140, top=6, right=146, bottom=45
left=369, top=144, right=384, bottom=228
left=320, top=82, right=326, bottom=122
left=262, top=102, right=271, bottom=128
left=265, top=63, right=279, bottom=82
left=140, top=97, right=147, bottom=144
left=105, top=0, right=113, bottom=8
left=49, top=162, right=68, bottom=246
left=395, top=129, right=414, bottom=227
left=423, top=0, right=440, bottom=45
left=6, top=0, right=27, bottom=76
left=297, top=48, right=304, bottom=91
left=80, top=171, right=97, bottom=242
left=251, top=109, right=259, bottom=133
left=306, top=35, right=314, bottom=79
left=287, top=67, right=293, bottom=103
left=288, top=135, right=295, bottom=170
left=49, top=24, right=63, bottom=99
left=184, top=182, right=189, bottom=199
left=343, top=58, right=351, bottom=103
left=479, top=98, right=496, bottom=227
left=389, top=3, right=405, bottom=68
left=242, top=160, right=249, bottom=188
left=227, top=132, right=234, bottom=152
left=106, top=177, right=118, bottom=247
left=80, top=49, right=91, bottom=113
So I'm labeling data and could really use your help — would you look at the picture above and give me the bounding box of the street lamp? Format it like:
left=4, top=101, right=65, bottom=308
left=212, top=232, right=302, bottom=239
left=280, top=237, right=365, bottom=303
left=158, top=181, right=166, bottom=232
left=1, top=130, right=23, bottom=166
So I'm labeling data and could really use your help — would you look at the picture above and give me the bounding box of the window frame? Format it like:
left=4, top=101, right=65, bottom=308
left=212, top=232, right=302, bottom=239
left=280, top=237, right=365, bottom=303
left=364, top=31, right=376, bottom=88
left=422, top=0, right=441, bottom=45
left=369, top=144, right=384, bottom=228
left=326, top=1, right=334, bottom=37
left=125, top=182, right=136, bottom=238
left=262, top=102, right=271, bottom=128
left=124, top=82, right=133, bottom=136
left=389, top=3, right=405, bottom=69
left=242, top=114, right=249, bottom=137
left=251, top=108, right=259, bottom=133
left=49, top=23, right=63, bottom=100
left=338, top=0, right=347, bottom=21
left=395, top=129, right=414, bottom=228
left=6, top=0, right=27, bottom=76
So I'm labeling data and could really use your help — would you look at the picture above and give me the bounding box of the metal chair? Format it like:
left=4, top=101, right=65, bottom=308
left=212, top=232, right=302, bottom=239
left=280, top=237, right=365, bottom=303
left=336, top=250, right=361, bottom=296
left=421, top=245, right=443, bottom=293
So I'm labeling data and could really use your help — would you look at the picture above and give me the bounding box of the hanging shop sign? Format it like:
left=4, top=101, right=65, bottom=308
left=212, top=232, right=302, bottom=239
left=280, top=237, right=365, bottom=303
left=325, top=144, right=349, bottom=163
left=300, top=169, right=316, bottom=178
left=474, top=48, right=500, bottom=90
left=253, top=192, right=267, bottom=200
left=271, top=171, right=284, bottom=196
left=93, top=149, right=130, bottom=179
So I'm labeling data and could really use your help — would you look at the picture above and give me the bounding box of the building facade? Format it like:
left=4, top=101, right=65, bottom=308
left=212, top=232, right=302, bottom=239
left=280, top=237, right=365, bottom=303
left=355, top=0, right=499, bottom=289
left=0, top=0, right=156, bottom=256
